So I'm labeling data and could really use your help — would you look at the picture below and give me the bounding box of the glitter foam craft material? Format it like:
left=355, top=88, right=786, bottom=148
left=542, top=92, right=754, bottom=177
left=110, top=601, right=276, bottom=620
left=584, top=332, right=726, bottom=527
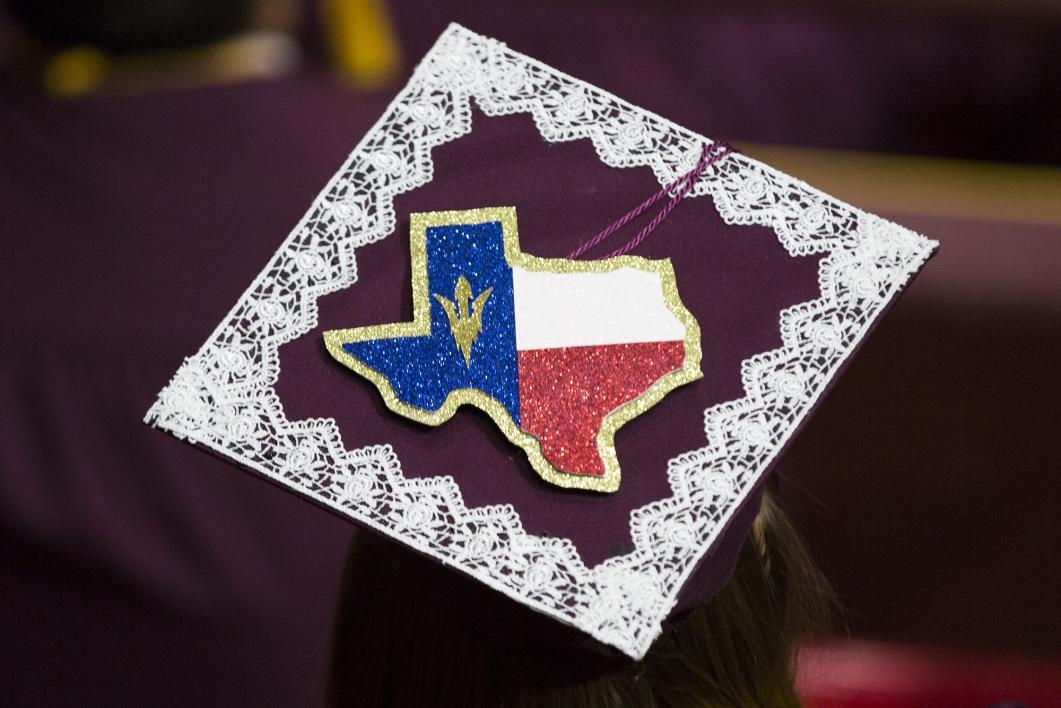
left=145, top=24, right=938, bottom=659
left=323, top=207, right=703, bottom=493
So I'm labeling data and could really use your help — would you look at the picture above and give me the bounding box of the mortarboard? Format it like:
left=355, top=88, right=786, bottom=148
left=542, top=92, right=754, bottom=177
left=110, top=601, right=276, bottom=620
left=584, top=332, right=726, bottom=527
left=146, top=24, right=937, bottom=660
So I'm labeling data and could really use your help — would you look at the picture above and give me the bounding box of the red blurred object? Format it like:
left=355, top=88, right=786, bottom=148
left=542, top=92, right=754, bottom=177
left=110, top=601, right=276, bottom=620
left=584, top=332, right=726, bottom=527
left=797, top=640, right=1061, bottom=707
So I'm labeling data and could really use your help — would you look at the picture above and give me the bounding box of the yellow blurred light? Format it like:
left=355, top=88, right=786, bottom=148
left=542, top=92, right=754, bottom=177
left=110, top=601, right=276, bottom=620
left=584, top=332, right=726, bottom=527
left=43, top=47, right=109, bottom=98
left=323, top=0, right=402, bottom=90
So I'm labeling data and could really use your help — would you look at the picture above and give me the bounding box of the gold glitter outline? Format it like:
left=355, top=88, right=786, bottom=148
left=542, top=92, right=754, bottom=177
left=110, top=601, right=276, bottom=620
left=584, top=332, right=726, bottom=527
left=323, top=206, right=703, bottom=493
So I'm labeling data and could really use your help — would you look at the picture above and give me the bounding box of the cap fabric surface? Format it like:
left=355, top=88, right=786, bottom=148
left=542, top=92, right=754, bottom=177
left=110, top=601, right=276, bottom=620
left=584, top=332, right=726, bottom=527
left=146, top=24, right=937, bottom=659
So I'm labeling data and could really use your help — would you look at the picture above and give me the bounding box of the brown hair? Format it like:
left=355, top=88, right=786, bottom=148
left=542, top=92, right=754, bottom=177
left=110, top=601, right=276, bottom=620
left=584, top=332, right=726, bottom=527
left=327, top=487, right=836, bottom=707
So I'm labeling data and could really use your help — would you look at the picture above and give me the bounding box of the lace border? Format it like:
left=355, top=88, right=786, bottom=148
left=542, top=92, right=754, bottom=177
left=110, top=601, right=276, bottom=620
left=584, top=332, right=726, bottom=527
left=145, top=24, right=937, bottom=659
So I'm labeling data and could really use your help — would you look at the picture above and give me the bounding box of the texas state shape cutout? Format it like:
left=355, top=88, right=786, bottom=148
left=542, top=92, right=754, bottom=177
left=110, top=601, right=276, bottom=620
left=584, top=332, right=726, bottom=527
left=323, top=207, right=702, bottom=493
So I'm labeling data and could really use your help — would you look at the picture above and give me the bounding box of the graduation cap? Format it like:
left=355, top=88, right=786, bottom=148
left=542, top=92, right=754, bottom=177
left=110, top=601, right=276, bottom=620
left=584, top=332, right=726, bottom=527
left=146, top=24, right=937, bottom=660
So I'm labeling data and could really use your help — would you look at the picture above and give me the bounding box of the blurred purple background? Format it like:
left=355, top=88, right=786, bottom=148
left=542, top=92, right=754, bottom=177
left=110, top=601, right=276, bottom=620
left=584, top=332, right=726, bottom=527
left=2, top=1, right=1059, bottom=705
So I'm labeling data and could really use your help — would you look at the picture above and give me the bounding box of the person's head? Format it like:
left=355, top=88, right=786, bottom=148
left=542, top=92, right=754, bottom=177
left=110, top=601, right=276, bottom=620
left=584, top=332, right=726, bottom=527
left=327, top=486, right=836, bottom=707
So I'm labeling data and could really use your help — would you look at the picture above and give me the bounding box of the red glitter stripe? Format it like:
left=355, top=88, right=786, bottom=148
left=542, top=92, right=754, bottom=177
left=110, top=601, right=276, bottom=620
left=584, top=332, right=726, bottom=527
left=516, top=341, right=686, bottom=477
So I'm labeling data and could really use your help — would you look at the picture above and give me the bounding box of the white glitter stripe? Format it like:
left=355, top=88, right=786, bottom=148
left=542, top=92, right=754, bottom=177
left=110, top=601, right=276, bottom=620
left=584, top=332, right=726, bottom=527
left=511, top=266, right=685, bottom=350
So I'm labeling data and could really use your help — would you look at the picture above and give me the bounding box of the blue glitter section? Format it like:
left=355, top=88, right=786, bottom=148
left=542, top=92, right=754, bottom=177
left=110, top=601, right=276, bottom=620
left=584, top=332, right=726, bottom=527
left=343, top=220, right=521, bottom=424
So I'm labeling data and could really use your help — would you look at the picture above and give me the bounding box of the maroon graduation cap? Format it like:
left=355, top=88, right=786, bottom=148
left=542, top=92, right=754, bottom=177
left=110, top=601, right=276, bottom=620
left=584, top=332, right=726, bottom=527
left=146, top=24, right=936, bottom=659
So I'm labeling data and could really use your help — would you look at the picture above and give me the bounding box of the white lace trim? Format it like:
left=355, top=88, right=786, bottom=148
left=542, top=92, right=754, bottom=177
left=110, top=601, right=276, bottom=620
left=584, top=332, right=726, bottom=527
left=145, top=24, right=936, bottom=659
